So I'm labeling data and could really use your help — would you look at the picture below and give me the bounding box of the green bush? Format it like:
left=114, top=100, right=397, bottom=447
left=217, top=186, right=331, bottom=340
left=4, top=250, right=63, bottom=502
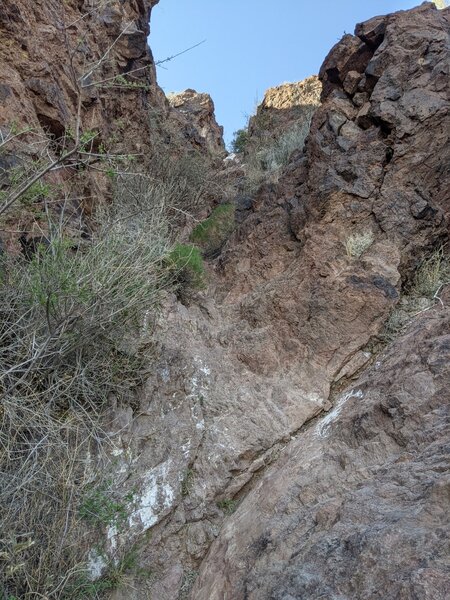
left=190, top=203, right=235, bottom=255
left=230, top=128, right=249, bottom=154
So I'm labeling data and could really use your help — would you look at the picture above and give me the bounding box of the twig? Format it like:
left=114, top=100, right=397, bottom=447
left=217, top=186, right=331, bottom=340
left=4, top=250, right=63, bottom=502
left=155, top=39, right=206, bottom=67
left=155, top=40, right=206, bottom=67
left=0, top=147, right=79, bottom=217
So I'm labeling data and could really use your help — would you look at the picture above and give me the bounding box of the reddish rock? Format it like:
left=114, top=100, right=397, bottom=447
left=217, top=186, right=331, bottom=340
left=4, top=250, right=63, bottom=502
left=192, top=303, right=450, bottom=599
left=0, top=0, right=167, bottom=247
left=167, top=89, right=226, bottom=157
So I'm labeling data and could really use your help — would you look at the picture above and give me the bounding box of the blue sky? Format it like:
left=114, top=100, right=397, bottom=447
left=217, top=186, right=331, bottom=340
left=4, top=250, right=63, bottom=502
left=150, top=0, right=420, bottom=146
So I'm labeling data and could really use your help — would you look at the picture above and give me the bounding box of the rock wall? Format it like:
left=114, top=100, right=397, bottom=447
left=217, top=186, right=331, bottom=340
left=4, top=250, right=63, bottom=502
left=105, top=3, right=449, bottom=599
left=0, top=0, right=225, bottom=251
left=0, top=0, right=167, bottom=249
left=247, top=74, right=321, bottom=143
left=1, top=2, right=449, bottom=599
left=192, top=4, right=450, bottom=597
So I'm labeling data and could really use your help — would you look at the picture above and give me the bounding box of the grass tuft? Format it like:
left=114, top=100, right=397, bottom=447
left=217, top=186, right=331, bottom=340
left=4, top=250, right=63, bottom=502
left=190, top=203, right=235, bottom=255
left=345, top=231, right=375, bottom=258
left=167, top=243, right=205, bottom=290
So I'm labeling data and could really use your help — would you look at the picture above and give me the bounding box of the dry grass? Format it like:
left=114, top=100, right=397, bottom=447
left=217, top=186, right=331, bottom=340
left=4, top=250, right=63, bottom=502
left=410, top=246, right=449, bottom=298
left=345, top=231, right=375, bottom=258
left=0, top=173, right=173, bottom=598
left=240, top=104, right=318, bottom=195
left=383, top=246, right=449, bottom=341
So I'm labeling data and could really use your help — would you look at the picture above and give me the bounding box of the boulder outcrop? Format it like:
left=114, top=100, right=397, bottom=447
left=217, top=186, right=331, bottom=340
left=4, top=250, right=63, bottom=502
left=168, top=89, right=226, bottom=157
left=247, top=75, right=321, bottom=142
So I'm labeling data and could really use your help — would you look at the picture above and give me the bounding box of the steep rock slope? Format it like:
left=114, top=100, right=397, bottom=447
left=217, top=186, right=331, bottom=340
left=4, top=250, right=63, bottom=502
left=1, top=2, right=448, bottom=598
left=107, top=3, right=449, bottom=598
left=193, top=296, right=450, bottom=600
left=191, top=4, right=450, bottom=598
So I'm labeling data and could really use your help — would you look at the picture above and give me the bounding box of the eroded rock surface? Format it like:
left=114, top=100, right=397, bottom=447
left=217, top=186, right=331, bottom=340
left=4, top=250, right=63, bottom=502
left=247, top=75, right=321, bottom=142
left=0, top=0, right=169, bottom=250
left=192, top=299, right=450, bottom=600
left=107, top=4, right=449, bottom=599
left=2, top=2, right=449, bottom=598
left=167, top=89, right=226, bottom=157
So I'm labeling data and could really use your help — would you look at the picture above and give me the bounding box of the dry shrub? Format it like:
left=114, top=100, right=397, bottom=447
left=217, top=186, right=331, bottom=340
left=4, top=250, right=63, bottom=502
left=0, top=174, right=172, bottom=598
left=383, top=246, right=449, bottom=341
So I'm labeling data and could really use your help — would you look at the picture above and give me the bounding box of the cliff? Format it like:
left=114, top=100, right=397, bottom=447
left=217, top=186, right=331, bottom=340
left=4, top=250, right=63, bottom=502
left=0, top=2, right=449, bottom=599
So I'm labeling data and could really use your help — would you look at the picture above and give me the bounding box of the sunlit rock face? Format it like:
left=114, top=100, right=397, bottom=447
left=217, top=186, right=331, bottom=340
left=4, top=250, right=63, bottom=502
left=191, top=3, right=450, bottom=597
left=167, top=89, right=227, bottom=157
left=248, top=75, right=322, bottom=142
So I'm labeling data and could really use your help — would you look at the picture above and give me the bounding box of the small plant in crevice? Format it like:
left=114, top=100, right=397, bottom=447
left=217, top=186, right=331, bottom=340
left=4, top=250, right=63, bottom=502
left=190, top=203, right=235, bottom=256
left=217, top=498, right=238, bottom=515
left=382, top=246, right=449, bottom=341
left=67, top=548, right=142, bottom=599
left=178, top=569, right=198, bottom=600
left=181, top=469, right=195, bottom=497
left=409, top=246, right=449, bottom=298
left=345, top=230, right=375, bottom=258
left=79, top=483, right=132, bottom=528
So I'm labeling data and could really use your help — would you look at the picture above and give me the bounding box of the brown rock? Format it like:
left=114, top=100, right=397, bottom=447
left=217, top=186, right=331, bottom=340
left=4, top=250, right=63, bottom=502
left=167, top=89, right=226, bottom=157
left=192, top=306, right=450, bottom=599
left=109, top=5, right=449, bottom=598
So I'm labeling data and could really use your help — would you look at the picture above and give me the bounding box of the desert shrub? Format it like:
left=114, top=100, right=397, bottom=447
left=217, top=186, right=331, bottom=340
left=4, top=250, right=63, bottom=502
left=410, top=246, right=449, bottom=298
left=345, top=231, right=375, bottom=258
left=0, top=174, right=171, bottom=598
left=167, top=243, right=205, bottom=290
left=383, top=246, right=449, bottom=341
left=256, top=119, right=312, bottom=172
left=190, top=203, right=235, bottom=256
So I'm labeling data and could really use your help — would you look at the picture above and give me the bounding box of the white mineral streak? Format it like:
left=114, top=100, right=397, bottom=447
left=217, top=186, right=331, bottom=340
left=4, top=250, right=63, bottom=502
left=315, top=388, right=364, bottom=438
left=129, top=460, right=175, bottom=530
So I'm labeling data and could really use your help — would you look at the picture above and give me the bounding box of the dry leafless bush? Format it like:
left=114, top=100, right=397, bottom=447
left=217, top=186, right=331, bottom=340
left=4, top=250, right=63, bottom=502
left=0, top=174, right=172, bottom=598
left=383, top=246, right=449, bottom=341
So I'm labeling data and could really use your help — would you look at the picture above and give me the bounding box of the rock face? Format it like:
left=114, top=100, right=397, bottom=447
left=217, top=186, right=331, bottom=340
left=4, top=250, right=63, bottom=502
left=104, top=4, right=449, bottom=599
left=1, top=2, right=449, bottom=599
left=0, top=0, right=169, bottom=251
left=191, top=4, right=450, bottom=597
left=192, top=302, right=450, bottom=600
left=247, top=75, right=321, bottom=142
left=168, top=89, right=226, bottom=156
left=0, top=0, right=165, bottom=154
